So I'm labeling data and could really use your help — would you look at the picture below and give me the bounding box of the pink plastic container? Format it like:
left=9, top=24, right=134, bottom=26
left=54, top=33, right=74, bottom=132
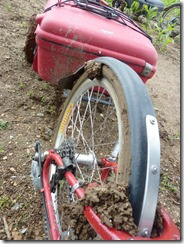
left=33, top=0, right=157, bottom=85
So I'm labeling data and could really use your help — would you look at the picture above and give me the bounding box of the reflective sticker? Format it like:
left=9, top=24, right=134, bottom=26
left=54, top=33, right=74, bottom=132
left=59, top=103, right=73, bottom=134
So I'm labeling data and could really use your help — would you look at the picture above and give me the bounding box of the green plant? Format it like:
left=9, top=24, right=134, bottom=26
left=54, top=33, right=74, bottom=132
left=141, top=5, right=158, bottom=31
left=0, top=146, right=4, bottom=154
left=18, top=82, right=26, bottom=89
left=123, top=0, right=179, bottom=49
left=153, top=21, right=174, bottom=50
left=168, top=131, right=180, bottom=142
left=0, top=119, right=9, bottom=130
left=41, top=96, right=46, bottom=103
left=160, top=173, right=177, bottom=192
left=124, top=0, right=142, bottom=18
left=46, top=105, right=57, bottom=115
left=42, top=83, right=50, bottom=90
left=21, top=21, right=28, bottom=28
left=27, top=90, right=33, bottom=97
left=6, top=4, right=13, bottom=12
left=106, top=0, right=112, bottom=6
left=0, top=196, right=11, bottom=209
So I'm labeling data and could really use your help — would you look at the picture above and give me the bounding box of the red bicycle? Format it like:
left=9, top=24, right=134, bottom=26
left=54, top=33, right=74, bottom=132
left=29, top=0, right=180, bottom=240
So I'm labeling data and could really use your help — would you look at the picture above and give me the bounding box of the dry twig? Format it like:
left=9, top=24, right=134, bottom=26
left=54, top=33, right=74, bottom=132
left=3, top=216, right=11, bottom=240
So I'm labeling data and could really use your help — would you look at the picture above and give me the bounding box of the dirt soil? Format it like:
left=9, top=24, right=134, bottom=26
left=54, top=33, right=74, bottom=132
left=0, top=0, right=180, bottom=240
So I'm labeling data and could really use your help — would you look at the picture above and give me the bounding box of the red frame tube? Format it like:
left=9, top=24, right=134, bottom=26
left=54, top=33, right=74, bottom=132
left=42, top=150, right=85, bottom=239
left=84, top=207, right=180, bottom=240
left=42, top=151, right=180, bottom=240
left=101, top=158, right=117, bottom=181
left=42, top=150, right=63, bottom=240
left=65, top=171, right=85, bottom=199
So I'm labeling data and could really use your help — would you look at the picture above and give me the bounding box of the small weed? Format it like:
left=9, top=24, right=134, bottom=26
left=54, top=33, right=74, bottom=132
left=41, top=83, right=50, bottom=90
left=0, top=196, right=11, bottom=209
left=46, top=105, right=57, bottom=115
left=141, top=5, right=158, bottom=32
left=106, top=0, right=112, bottom=6
left=168, top=131, right=180, bottom=141
left=6, top=4, right=13, bottom=12
left=160, top=173, right=177, bottom=192
left=143, top=5, right=158, bottom=19
left=124, top=0, right=142, bottom=18
left=21, top=21, right=28, bottom=28
left=0, top=119, right=9, bottom=130
left=153, top=21, right=175, bottom=50
left=18, top=82, right=26, bottom=89
left=41, top=96, right=46, bottom=103
left=27, top=90, right=33, bottom=97
left=0, top=146, right=4, bottom=154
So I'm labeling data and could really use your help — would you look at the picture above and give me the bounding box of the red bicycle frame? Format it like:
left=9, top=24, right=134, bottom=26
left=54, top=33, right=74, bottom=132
left=41, top=150, right=180, bottom=240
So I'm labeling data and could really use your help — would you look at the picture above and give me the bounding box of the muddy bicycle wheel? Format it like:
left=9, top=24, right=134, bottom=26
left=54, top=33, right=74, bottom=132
left=49, top=57, right=160, bottom=239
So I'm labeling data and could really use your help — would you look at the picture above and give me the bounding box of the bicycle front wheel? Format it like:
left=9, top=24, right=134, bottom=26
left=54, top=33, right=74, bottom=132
left=50, top=57, right=160, bottom=239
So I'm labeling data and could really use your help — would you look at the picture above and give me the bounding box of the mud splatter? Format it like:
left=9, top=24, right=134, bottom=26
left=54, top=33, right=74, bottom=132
left=24, top=14, right=37, bottom=63
left=84, top=61, right=102, bottom=79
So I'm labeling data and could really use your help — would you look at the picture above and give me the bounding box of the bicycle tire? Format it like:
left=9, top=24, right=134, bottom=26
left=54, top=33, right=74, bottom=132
left=49, top=57, right=160, bottom=239
left=160, top=3, right=180, bottom=36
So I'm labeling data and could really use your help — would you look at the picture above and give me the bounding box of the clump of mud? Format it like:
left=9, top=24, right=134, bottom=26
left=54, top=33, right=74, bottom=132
left=63, top=182, right=138, bottom=240
left=62, top=203, right=96, bottom=240
left=63, top=182, right=165, bottom=240
left=151, top=203, right=164, bottom=238
left=81, top=183, right=138, bottom=235
left=24, top=14, right=37, bottom=64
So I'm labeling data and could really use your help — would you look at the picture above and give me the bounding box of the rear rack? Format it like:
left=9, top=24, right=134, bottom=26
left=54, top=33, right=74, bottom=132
left=44, top=0, right=152, bottom=41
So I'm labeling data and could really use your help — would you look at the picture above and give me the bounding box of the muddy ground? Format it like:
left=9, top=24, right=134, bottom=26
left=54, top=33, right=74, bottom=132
left=0, top=0, right=180, bottom=240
